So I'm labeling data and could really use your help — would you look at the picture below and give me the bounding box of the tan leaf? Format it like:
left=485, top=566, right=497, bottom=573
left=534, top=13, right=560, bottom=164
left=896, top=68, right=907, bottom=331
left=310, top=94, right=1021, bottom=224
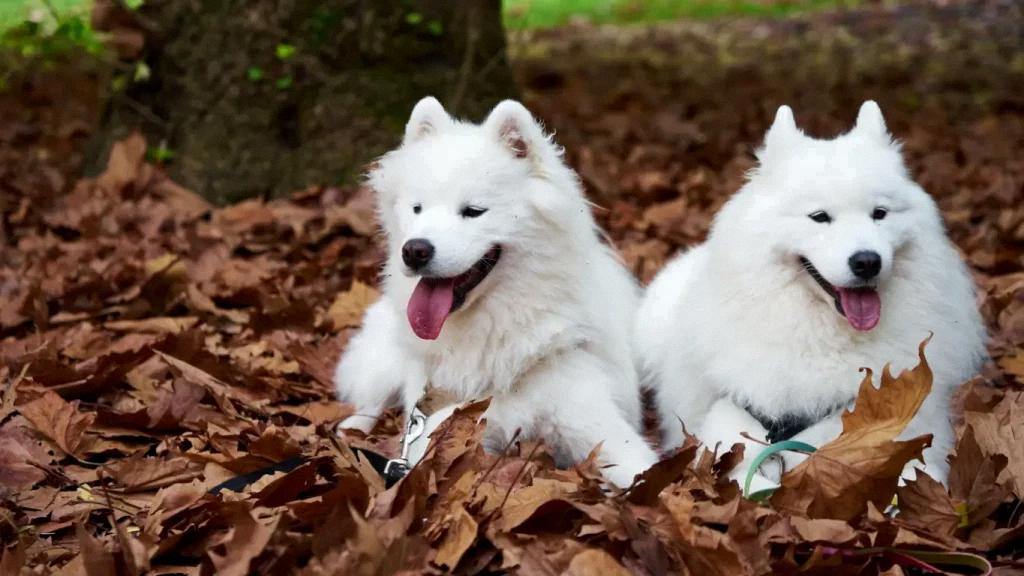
left=96, top=131, right=146, bottom=193
left=772, top=339, right=934, bottom=520
left=963, top=391, right=1024, bottom=498
left=103, top=456, right=203, bottom=493
left=495, top=478, right=577, bottom=532
left=327, top=281, right=378, bottom=330
left=947, top=425, right=1009, bottom=526
left=996, top=350, right=1024, bottom=379
left=565, top=548, right=631, bottom=576
left=104, top=317, right=199, bottom=334
left=77, top=522, right=118, bottom=576
left=207, top=504, right=282, bottom=576
left=0, top=421, right=50, bottom=492
left=0, top=543, right=25, bottom=575
left=273, top=401, right=353, bottom=426
left=839, top=338, right=934, bottom=439
left=434, top=504, right=478, bottom=569
left=19, top=391, right=96, bottom=456
left=896, top=470, right=961, bottom=537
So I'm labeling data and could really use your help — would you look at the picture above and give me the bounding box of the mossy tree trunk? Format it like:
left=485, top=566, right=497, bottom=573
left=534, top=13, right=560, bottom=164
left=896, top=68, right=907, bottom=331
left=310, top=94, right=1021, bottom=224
left=90, top=0, right=517, bottom=204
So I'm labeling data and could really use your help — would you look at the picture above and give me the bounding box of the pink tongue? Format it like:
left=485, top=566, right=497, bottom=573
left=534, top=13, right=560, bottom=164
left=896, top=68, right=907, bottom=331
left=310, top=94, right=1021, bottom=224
left=407, top=278, right=456, bottom=340
left=838, top=288, right=881, bottom=331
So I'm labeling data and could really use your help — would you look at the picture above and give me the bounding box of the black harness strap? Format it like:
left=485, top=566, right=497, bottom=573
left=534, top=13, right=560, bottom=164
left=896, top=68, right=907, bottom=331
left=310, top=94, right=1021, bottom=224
left=750, top=411, right=819, bottom=444
left=742, top=401, right=849, bottom=445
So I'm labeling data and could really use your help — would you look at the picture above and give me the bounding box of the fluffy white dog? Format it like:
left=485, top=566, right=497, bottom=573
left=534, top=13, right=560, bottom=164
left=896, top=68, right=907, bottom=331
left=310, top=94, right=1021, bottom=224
left=637, top=101, right=987, bottom=488
left=334, top=97, right=657, bottom=487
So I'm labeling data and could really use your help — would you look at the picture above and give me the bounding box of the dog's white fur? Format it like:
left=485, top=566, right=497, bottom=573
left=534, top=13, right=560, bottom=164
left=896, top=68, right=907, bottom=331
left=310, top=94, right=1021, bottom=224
left=637, top=101, right=987, bottom=488
left=335, top=97, right=657, bottom=486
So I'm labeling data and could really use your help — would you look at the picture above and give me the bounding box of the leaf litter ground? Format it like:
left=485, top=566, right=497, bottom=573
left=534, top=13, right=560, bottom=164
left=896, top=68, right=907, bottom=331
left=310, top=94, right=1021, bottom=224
left=2, top=2, right=1024, bottom=574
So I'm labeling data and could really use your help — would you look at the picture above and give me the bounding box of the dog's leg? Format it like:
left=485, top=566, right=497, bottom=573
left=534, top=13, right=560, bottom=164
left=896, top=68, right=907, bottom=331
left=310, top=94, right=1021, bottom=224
left=559, top=398, right=659, bottom=488
left=655, top=377, right=719, bottom=452
left=500, top=350, right=658, bottom=488
left=700, top=398, right=778, bottom=490
left=334, top=301, right=409, bottom=433
left=896, top=388, right=955, bottom=483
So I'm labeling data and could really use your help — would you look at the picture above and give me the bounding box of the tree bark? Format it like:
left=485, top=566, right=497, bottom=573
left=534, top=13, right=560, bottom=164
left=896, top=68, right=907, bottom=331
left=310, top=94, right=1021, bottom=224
left=89, top=0, right=517, bottom=204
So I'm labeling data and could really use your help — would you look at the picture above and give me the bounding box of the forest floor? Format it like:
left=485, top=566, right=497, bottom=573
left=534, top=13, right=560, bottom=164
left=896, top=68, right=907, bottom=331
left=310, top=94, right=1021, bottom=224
left=1, top=1, right=1023, bottom=574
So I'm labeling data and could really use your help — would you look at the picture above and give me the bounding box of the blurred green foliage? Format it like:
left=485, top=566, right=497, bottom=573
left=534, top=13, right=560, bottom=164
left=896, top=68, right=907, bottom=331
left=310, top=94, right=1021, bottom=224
left=503, top=0, right=856, bottom=29
left=2, top=0, right=857, bottom=34
left=0, top=1, right=103, bottom=90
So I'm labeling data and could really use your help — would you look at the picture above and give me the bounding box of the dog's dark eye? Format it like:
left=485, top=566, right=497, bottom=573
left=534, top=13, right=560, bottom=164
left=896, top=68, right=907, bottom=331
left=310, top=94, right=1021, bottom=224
left=809, top=211, right=832, bottom=224
left=461, top=206, right=488, bottom=219
left=872, top=207, right=888, bottom=221
left=413, top=203, right=422, bottom=214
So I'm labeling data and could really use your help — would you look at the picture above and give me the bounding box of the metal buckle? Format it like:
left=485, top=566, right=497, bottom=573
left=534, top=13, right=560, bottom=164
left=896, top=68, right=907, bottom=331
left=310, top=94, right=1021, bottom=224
left=382, top=408, right=427, bottom=486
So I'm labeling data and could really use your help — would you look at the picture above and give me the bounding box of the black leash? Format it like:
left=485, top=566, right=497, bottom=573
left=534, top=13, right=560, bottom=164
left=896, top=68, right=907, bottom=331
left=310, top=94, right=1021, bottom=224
left=206, top=446, right=402, bottom=495
left=207, top=411, right=429, bottom=495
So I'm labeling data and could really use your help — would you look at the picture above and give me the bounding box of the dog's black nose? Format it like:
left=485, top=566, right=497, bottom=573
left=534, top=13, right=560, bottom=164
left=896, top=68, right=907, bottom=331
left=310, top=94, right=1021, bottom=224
left=402, top=239, right=434, bottom=270
left=849, top=251, right=882, bottom=280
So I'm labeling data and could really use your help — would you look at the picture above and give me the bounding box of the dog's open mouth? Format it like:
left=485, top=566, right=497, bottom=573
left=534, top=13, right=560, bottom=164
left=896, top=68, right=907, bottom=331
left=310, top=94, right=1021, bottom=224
left=407, top=246, right=502, bottom=340
left=799, top=257, right=881, bottom=332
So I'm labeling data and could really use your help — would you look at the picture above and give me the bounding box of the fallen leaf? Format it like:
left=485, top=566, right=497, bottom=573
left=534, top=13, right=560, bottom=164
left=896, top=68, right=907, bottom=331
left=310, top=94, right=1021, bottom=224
left=897, top=470, right=962, bottom=537
left=207, top=504, right=282, bottom=576
left=772, top=340, right=934, bottom=520
left=103, top=456, right=203, bottom=492
left=326, top=281, right=378, bottom=331
left=19, top=391, right=97, bottom=456
left=0, top=421, right=51, bottom=492
left=565, top=548, right=631, bottom=576
left=434, top=504, right=479, bottom=569
left=947, top=425, right=1009, bottom=527
left=77, top=521, right=119, bottom=576
left=495, top=478, right=577, bottom=532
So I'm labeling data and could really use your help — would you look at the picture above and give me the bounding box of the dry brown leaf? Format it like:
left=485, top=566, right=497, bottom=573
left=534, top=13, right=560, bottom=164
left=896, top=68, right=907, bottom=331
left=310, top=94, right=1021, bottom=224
left=96, top=132, right=146, bottom=193
left=104, top=317, right=199, bottom=334
left=963, top=392, right=1024, bottom=498
left=771, top=340, right=934, bottom=520
left=0, top=421, right=50, bottom=492
left=207, top=504, right=282, bottom=576
left=947, top=425, right=1009, bottom=526
left=565, top=548, right=631, bottom=576
left=19, top=391, right=97, bottom=456
left=327, top=281, right=378, bottom=331
left=0, top=544, right=26, bottom=575
left=494, top=478, right=577, bottom=532
left=273, top=401, right=353, bottom=426
left=103, top=456, right=203, bottom=492
left=76, top=521, right=119, bottom=576
left=434, top=504, right=479, bottom=569
left=896, top=470, right=961, bottom=537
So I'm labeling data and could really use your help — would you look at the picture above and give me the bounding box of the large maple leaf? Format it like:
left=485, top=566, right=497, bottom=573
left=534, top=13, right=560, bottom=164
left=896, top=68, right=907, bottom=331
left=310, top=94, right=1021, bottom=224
left=771, top=339, right=935, bottom=521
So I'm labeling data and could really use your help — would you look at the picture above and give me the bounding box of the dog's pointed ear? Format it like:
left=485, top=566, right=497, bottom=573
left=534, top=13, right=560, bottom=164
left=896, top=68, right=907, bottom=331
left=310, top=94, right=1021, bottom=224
left=404, top=96, right=452, bottom=144
left=854, top=100, right=889, bottom=140
left=764, top=105, right=798, bottom=150
left=485, top=100, right=544, bottom=160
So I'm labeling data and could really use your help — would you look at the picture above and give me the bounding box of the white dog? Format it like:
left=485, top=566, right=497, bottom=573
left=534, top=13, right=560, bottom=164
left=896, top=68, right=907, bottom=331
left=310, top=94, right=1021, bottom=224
left=636, top=101, right=987, bottom=489
left=334, top=97, right=657, bottom=487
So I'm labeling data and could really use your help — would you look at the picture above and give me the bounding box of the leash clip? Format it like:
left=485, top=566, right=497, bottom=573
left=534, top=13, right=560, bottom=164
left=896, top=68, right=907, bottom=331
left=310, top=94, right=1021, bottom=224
left=382, top=408, right=427, bottom=485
